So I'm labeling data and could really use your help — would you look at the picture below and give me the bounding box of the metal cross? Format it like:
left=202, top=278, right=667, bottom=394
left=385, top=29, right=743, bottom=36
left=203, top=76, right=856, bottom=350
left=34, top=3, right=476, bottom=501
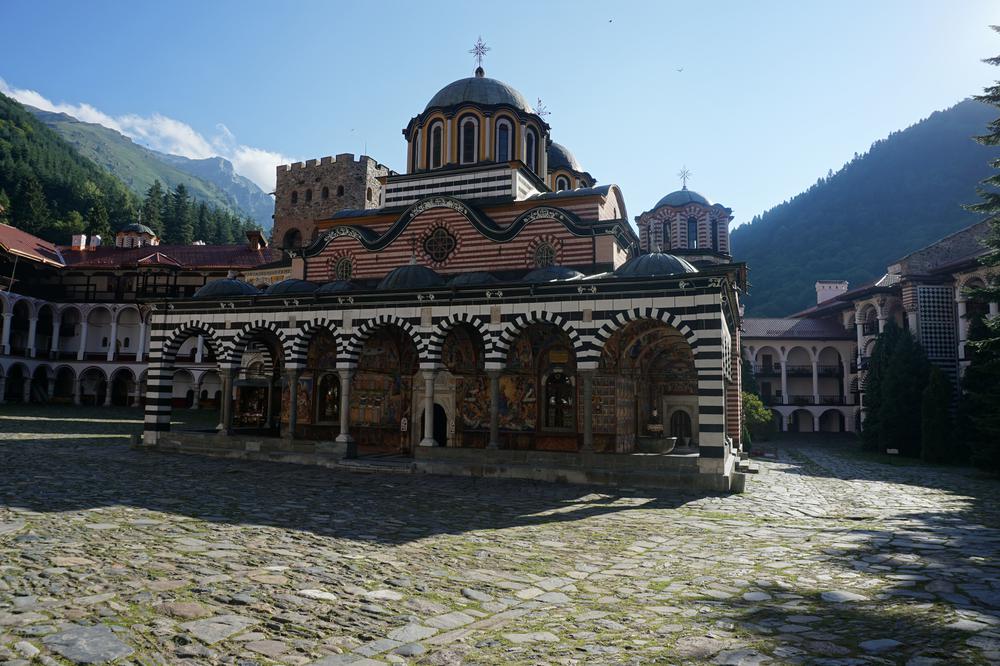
left=535, top=98, right=550, bottom=119
left=678, top=167, right=692, bottom=188
left=469, top=36, right=490, bottom=68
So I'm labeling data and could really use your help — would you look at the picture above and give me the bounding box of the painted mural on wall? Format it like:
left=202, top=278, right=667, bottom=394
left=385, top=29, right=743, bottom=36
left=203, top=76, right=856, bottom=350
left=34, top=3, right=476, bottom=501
left=441, top=325, right=489, bottom=431
left=352, top=327, right=417, bottom=428
left=502, top=323, right=576, bottom=433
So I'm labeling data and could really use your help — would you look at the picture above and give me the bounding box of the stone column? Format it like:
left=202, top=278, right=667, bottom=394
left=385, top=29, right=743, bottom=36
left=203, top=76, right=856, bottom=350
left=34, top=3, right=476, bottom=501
left=22, top=377, right=32, bottom=403
left=195, top=335, right=204, bottom=364
left=487, top=369, right=501, bottom=449
left=336, top=368, right=356, bottom=457
left=780, top=361, right=788, bottom=405
left=991, top=302, right=1000, bottom=318
left=420, top=369, right=438, bottom=447
left=132, top=383, right=141, bottom=408
left=221, top=367, right=237, bottom=432
left=285, top=369, right=301, bottom=439
left=855, top=319, right=864, bottom=364
left=26, top=317, right=37, bottom=358
left=47, top=377, right=55, bottom=402
left=50, top=311, right=62, bottom=358
left=877, top=315, right=887, bottom=334
left=103, top=379, right=112, bottom=407
left=106, top=316, right=118, bottom=362
left=73, top=378, right=82, bottom=406
left=957, top=298, right=968, bottom=361
left=811, top=359, right=819, bottom=405
left=77, top=320, right=89, bottom=361
left=191, top=382, right=201, bottom=410
left=907, top=309, right=919, bottom=334
left=581, top=370, right=595, bottom=452
left=1, top=313, right=12, bottom=355
left=842, top=359, right=852, bottom=405
left=135, top=320, right=146, bottom=363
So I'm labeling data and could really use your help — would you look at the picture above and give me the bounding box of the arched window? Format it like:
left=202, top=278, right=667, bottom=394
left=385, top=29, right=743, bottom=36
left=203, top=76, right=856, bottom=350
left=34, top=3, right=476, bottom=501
left=429, top=121, right=444, bottom=169
left=670, top=410, right=692, bottom=439
left=337, top=185, right=345, bottom=197
left=334, top=257, right=353, bottom=280
left=123, top=337, right=130, bottom=349
left=687, top=217, right=698, bottom=249
left=316, top=373, right=340, bottom=423
left=555, top=175, right=570, bottom=191
left=321, top=186, right=329, bottom=200
left=711, top=219, right=719, bottom=251
left=534, top=242, right=556, bottom=268
left=283, top=228, right=302, bottom=249
left=366, top=187, right=373, bottom=202
left=525, top=128, right=537, bottom=171
left=544, top=371, right=575, bottom=429
left=291, top=190, right=298, bottom=205
left=305, top=188, right=313, bottom=203
left=460, top=116, right=478, bottom=164
left=661, top=222, right=671, bottom=250
left=495, top=118, right=512, bottom=162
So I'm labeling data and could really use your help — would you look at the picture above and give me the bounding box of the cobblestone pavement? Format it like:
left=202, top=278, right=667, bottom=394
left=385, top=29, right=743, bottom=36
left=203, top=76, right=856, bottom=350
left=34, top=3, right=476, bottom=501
left=1, top=407, right=999, bottom=665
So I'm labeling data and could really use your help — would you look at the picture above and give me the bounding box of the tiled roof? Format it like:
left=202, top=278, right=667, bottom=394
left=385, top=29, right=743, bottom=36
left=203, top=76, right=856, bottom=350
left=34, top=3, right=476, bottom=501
left=59, top=244, right=282, bottom=270
left=743, top=317, right=853, bottom=340
left=0, top=223, right=64, bottom=267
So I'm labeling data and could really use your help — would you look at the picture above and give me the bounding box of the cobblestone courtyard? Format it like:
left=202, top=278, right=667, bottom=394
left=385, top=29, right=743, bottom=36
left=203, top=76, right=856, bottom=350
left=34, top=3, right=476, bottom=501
left=1, top=406, right=998, bottom=665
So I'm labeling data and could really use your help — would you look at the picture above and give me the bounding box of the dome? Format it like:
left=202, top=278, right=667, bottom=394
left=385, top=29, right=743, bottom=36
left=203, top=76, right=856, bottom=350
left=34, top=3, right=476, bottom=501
left=264, top=279, right=319, bottom=296
left=449, top=271, right=499, bottom=287
left=316, top=280, right=359, bottom=295
left=614, top=252, right=699, bottom=278
left=120, top=222, right=155, bottom=235
left=547, top=143, right=582, bottom=172
left=522, top=266, right=584, bottom=283
left=654, top=187, right=711, bottom=209
left=425, top=69, right=532, bottom=113
left=377, top=262, right=445, bottom=290
left=193, top=278, right=260, bottom=299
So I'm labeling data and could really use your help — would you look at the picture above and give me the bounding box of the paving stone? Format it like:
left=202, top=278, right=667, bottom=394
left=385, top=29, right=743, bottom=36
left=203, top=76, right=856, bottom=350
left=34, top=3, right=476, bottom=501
left=859, top=638, right=902, bottom=652
left=180, top=614, right=257, bottom=644
left=502, top=631, right=559, bottom=643
left=42, top=625, right=134, bottom=663
left=386, top=624, right=437, bottom=643
left=821, top=590, right=868, bottom=603
left=154, top=601, right=212, bottom=619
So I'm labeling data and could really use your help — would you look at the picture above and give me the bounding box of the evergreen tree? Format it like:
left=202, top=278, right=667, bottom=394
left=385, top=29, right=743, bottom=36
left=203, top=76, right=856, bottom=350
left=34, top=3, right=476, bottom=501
left=0, top=188, right=10, bottom=224
left=142, top=181, right=165, bottom=236
left=54, top=210, right=87, bottom=238
left=861, top=320, right=902, bottom=450
left=11, top=176, right=51, bottom=235
left=921, top=366, right=954, bottom=463
left=194, top=202, right=211, bottom=242
left=163, top=184, right=194, bottom=244
left=741, top=355, right=759, bottom=395
left=879, top=330, right=930, bottom=457
left=86, top=201, right=111, bottom=241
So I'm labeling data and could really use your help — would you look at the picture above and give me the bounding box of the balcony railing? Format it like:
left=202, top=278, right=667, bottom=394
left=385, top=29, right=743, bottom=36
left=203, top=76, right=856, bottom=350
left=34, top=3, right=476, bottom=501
left=789, top=395, right=815, bottom=405
left=756, top=364, right=780, bottom=377
left=818, top=364, right=842, bottom=377
left=785, top=364, right=813, bottom=376
left=862, top=322, right=879, bottom=336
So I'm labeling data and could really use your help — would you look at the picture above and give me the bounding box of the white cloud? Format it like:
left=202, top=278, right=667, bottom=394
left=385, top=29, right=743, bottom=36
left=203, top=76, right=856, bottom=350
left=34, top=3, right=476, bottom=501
left=0, top=78, right=294, bottom=191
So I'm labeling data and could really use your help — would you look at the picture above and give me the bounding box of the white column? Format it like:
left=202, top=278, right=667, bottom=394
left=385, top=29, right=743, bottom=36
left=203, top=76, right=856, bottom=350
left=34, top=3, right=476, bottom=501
left=106, top=316, right=118, bottom=362
left=855, top=319, right=864, bottom=364
left=77, top=320, right=89, bottom=361
left=50, top=311, right=62, bottom=358
left=26, top=317, right=38, bottom=358
left=135, top=320, right=146, bottom=363
left=957, top=298, right=968, bottom=361
left=191, top=382, right=201, bottom=410
left=842, top=359, right=852, bottom=405
left=878, top=315, right=887, bottom=334
left=420, top=369, right=438, bottom=447
left=811, top=359, right=819, bottom=405
left=103, top=379, right=112, bottom=407
left=22, top=376, right=31, bottom=403
left=780, top=361, right=788, bottom=405
left=991, top=302, right=999, bottom=317
left=1, top=313, right=12, bottom=355
left=73, top=378, right=82, bottom=405
left=195, top=335, right=204, bottom=364
left=336, top=368, right=355, bottom=456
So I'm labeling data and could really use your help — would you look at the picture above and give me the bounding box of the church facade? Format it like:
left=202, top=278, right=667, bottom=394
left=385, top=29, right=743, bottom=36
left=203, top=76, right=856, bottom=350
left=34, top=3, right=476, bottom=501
left=134, top=65, right=748, bottom=490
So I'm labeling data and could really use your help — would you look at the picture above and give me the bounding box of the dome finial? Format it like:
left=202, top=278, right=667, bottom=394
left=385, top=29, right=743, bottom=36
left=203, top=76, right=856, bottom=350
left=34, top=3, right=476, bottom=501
left=469, top=36, right=490, bottom=75
left=678, top=166, right=692, bottom=190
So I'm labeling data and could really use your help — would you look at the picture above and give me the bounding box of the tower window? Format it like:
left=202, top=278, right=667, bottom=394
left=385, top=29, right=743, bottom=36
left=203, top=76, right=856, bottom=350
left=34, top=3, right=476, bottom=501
left=305, top=188, right=313, bottom=203
left=534, top=242, right=556, bottom=268
left=366, top=187, right=373, bottom=202
left=334, top=257, right=353, bottom=280
left=687, top=217, right=698, bottom=249
left=291, top=190, right=298, bottom=204
left=555, top=175, right=570, bottom=191
left=429, top=122, right=444, bottom=169
left=661, top=221, right=671, bottom=250
left=321, top=186, right=329, bottom=200
left=424, top=227, right=457, bottom=263
left=495, top=118, right=512, bottom=162
left=337, top=185, right=345, bottom=197
left=460, top=116, right=478, bottom=164
left=711, top=219, right=719, bottom=251
left=525, top=128, right=537, bottom=171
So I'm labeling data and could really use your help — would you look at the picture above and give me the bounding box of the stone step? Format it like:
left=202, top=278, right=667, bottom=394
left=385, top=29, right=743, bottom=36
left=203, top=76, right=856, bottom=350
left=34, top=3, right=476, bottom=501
left=736, top=462, right=760, bottom=474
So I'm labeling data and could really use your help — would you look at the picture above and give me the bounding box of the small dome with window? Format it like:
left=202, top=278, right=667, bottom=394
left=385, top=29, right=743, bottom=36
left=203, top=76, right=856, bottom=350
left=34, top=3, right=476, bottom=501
left=377, top=260, right=445, bottom=290
left=424, top=68, right=533, bottom=113
left=193, top=278, right=260, bottom=299
left=654, top=186, right=711, bottom=209
left=316, top=280, right=359, bottom=294
left=614, top=251, right=699, bottom=278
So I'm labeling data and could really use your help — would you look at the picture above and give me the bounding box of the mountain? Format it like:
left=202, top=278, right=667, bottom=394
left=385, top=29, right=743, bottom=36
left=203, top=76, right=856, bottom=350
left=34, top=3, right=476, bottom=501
left=29, top=107, right=273, bottom=230
left=732, top=99, right=997, bottom=316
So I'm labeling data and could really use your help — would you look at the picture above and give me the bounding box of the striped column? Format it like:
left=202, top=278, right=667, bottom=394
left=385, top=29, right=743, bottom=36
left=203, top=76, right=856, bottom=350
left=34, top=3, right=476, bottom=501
left=142, top=350, right=172, bottom=443
left=695, top=310, right=727, bottom=464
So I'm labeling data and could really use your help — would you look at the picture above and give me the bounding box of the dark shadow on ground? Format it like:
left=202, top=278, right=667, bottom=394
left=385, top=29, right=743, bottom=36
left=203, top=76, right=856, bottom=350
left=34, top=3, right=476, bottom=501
left=0, top=405, right=705, bottom=546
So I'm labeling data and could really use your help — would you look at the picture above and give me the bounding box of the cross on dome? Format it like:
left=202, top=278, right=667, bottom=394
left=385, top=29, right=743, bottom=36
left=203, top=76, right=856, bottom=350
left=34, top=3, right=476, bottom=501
left=678, top=166, right=692, bottom=189
left=469, top=36, right=490, bottom=75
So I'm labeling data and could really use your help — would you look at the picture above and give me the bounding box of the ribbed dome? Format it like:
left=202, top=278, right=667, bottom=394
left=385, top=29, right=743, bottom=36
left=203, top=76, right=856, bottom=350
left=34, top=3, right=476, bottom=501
left=193, top=278, right=260, bottom=299
left=614, top=252, right=699, bottom=278
left=378, top=263, right=445, bottom=290
left=264, top=279, right=320, bottom=296
left=654, top=187, right=710, bottom=209
left=316, top=280, right=358, bottom=295
left=425, top=70, right=532, bottom=113
left=449, top=271, right=499, bottom=287
left=547, top=142, right=582, bottom=172
left=522, top=266, right=584, bottom=283
left=120, top=222, right=155, bottom=235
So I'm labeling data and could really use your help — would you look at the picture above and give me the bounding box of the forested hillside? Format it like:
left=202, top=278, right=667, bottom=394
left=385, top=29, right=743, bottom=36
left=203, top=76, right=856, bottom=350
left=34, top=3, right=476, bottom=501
left=732, top=99, right=997, bottom=316
left=0, top=92, right=261, bottom=245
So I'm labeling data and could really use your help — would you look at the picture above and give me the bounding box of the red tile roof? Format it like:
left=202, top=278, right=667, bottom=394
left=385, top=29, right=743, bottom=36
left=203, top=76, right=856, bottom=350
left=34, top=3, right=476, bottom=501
left=0, top=223, right=64, bottom=267
left=59, top=244, right=282, bottom=270
left=743, top=317, right=853, bottom=339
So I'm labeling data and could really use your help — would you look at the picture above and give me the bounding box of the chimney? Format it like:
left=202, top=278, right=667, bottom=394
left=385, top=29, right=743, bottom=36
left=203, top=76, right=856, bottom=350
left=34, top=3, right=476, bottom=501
left=89, top=235, right=102, bottom=249
left=816, top=280, right=848, bottom=304
left=245, top=229, right=267, bottom=251
left=70, top=234, right=88, bottom=251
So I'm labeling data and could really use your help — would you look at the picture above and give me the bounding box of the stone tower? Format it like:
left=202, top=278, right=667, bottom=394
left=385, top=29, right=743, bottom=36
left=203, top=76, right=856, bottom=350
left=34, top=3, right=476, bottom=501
left=272, top=154, right=391, bottom=250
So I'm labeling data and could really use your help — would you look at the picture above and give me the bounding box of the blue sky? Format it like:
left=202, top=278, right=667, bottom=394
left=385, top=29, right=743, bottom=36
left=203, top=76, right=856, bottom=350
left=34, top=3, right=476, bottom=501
left=1, top=0, right=997, bottom=226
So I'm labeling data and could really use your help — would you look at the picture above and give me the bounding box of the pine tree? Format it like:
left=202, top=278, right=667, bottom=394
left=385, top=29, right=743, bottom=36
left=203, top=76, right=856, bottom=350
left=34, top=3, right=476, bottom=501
left=921, top=366, right=954, bottom=463
left=163, top=184, right=194, bottom=245
left=86, top=200, right=111, bottom=241
left=861, top=320, right=902, bottom=450
left=194, top=202, right=211, bottom=242
left=142, top=181, right=165, bottom=237
left=0, top=188, right=10, bottom=224
left=12, top=176, right=51, bottom=235
left=879, top=330, right=930, bottom=457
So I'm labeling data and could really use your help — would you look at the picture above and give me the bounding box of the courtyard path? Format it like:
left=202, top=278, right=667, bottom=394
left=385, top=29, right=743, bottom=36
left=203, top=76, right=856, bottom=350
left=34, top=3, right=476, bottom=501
left=0, top=407, right=998, bottom=665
